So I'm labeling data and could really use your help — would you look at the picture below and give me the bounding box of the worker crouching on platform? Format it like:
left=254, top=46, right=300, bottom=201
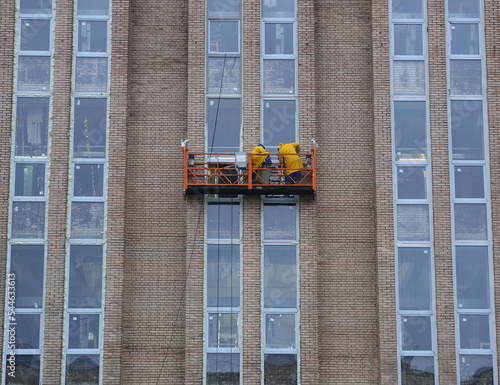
left=278, top=142, right=303, bottom=184
left=251, top=144, right=272, bottom=184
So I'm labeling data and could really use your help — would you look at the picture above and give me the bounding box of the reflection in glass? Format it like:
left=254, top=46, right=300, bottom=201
left=265, top=314, right=296, bottom=349
left=207, top=0, right=241, bottom=18
left=20, top=0, right=52, bottom=14
left=74, top=98, right=107, bottom=158
left=18, top=56, right=51, bottom=91
left=392, top=0, right=423, bottom=19
left=401, top=356, right=434, bottom=385
left=11, top=202, right=45, bottom=239
left=459, top=355, right=493, bottom=385
left=450, top=60, right=482, bottom=95
left=208, top=313, right=239, bottom=348
left=207, top=57, right=241, bottom=94
left=454, top=166, right=484, bottom=198
left=459, top=315, right=490, bottom=349
left=262, top=0, right=295, bottom=18
left=65, top=354, right=100, bottom=385
left=454, top=203, right=487, bottom=240
left=5, top=355, right=40, bottom=385
left=207, top=244, right=240, bottom=307
left=263, top=59, right=295, bottom=95
left=263, top=100, right=296, bottom=147
left=393, top=60, right=425, bottom=96
left=394, top=24, right=423, bottom=55
left=75, top=57, right=108, bottom=93
left=209, top=21, right=239, bottom=53
left=68, top=314, right=100, bottom=349
left=15, top=163, right=45, bottom=197
left=264, top=354, right=297, bottom=385
left=397, top=204, right=430, bottom=242
left=451, top=24, right=479, bottom=55
left=401, top=316, right=432, bottom=351
left=71, top=202, right=105, bottom=239
left=14, top=314, right=41, bottom=349
left=451, top=100, right=484, bottom=160
left=264, top=204, right=296, bottom=240
left=207, top=98, right=241, bottom=152
left=398, top=247, right=431, bottom=310
left=207, top=203, right=240, bottom=240
left=10, top=245, right=44, bottom=308
left=78, top=21, right=107, bottom=53
left=456, top=246, right=490, bottom=309
left=397, top=166, right=426, bottom=199
left=69, top=245, right=103, bottom=308
left=394, top=101, right=427, bottom=161
left=265, top=23, right=294, bottom=55
left=21, top=19, right=50, bottom=51
left=15, top=97, right=49, bottom=157
left=74, top=164, right=104, bottom=197
left=77, top=0, right=109, bottom=15
left=263, top=245, right=297, bottom=308
left=448, top=0, right=480, bottom=18
left=206, top=353, right=240, bottom=385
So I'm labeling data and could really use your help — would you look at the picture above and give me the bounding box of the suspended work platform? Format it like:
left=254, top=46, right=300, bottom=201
left=183, top=145, right=317, bottom=196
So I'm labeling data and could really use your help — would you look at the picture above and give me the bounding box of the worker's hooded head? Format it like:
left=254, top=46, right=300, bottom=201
left=258, top=143, right=265, bottom=149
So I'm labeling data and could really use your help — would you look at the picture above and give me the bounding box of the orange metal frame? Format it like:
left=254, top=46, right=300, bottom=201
left=183, top=146, right=317, bottom=193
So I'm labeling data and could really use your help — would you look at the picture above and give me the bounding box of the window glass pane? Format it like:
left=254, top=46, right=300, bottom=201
left=454, top=203, right=487, bottom=240
left=207, top=244, right=240, bottom=307
left=394, top=101, right=427, bottom=161
left=401, top=356, right=435, bottom=385
left=66, top=354, right=100, bottom=385
left=78, top=21, right=107, bottom=53
left=206, top=353, right=240, bottom=385
left=208, top=313, right=239, bottom=348
left=75, top=57, right=108, bottom=93
left=10, top=245, right=44, bottom=308
left=459, top=315, right=490, bottom=349
left=263, top=245, right=297, bottom=308
left=455, top=166, right=484, bottom=198
left=20, top=0, right=52, bottom=14
left=71, top=202, right=105, bottom=239
left=207, top=57, right=241, bottom=94
left=207, top=0, right=241, bottom=18
left=262, top=0, right=295, bottom=18
left=397, top=166, right=427, bottom=199
left=394, top=24, right=423, bottom=55
left=15, top=97, right=49, bottom=157
left=450, top=60, right=482, bottom=95
left=459, top=355, right=493, bottom=385
left=68, top=314, right=100, bottom=349
left=397, top=204, right=430, bottom=242
left=401, top=316, right=432, bottom=351
left=263, top=100, right=296, bottom=147
left=5, top=355, right=40, bottom=385
left=15, top=163, right=45, bottom=197
left=207, top=203, right=240, bottom=240
left=393, top=60, right=425, bottom=96
left=77, top=0, right=109, bottom=15
left=448, top=0, right=480, bottom=18
left=264, top=354, right=297, bottom=385
left=69, top=245, right=103, bottom=308
left=392, top=0, right=423, bottom=19
left=74, top=98, right=107, bottom=158
left=265, top=314, right=296, bottom=349
left=263, top=59, right=295, bottom=95
left=451, top=24, right=479, bottom=55
left=17, top=56, right=50, bottom=91
left=456, top=246, right=490, bottom=309
left=398, top=247, right=431, bottom=310
left=13, top=314, right=40, bottom=349
left=265, top=23, right=294, bottom=55
left=451, top=100, right=484, bottom=160
left=74, top=164, right=104, bottom=197
left=264, top=204, right=296, bottom=240
left=12, top=202, right=45, bottom=239
left=207, top=98, right=241, bottom=152
left=21, top=19, right=50, bottom=51
left=209, top=21, right=239, bottom=53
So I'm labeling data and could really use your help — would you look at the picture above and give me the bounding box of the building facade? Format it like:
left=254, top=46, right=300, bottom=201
left=0, top=0, right=499, bottom=384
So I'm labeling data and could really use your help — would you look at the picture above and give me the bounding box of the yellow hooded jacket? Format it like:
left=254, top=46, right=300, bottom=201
left=278, top=142, right=303, bottom=175
left=251, top=145, right=270, bottom=169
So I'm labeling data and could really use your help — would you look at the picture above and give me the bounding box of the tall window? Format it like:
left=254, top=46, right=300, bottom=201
left=262, top=201, right=299, bottom=383
left=206, top=0, right=242, bottom=152
left=261, top=0, right=297, bottom=150
left=446, top=1, right=497, bottom=383
left=63, top=1, right=110, bottom=384
left=205, top=199, right=242, bottom=384
left=391, top=0, right=438, bottom=383
left=3, top=0, right=53, bottom=383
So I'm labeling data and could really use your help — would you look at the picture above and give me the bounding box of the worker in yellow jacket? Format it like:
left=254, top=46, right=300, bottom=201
left=251, top=144, right=271, bottom=184
left=251, top=144, right=270, bottom=169
left=278, top=142, right=303, bottom=184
